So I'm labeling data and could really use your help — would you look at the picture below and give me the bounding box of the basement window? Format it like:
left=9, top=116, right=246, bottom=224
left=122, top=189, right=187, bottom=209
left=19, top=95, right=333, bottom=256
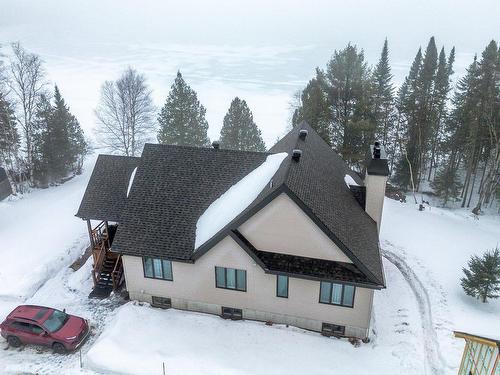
left=221, top=307, right=243, bottom=320
left=151, top=296, right=172, bottom=309
left=321, top=323, right=345, bottom=337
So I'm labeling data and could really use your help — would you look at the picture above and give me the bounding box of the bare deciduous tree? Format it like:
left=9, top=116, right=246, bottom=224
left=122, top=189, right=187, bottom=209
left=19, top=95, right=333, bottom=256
left=8, top=42, right=47, bottom=183
left=95, top=67, right=155, bottom=156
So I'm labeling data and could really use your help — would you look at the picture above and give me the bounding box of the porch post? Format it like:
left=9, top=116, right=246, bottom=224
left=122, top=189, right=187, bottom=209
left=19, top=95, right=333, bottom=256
left=86, top=219, right=94, bottom=248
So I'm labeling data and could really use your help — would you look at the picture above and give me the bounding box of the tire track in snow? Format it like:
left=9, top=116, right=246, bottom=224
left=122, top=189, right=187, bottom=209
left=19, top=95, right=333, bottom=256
left=382, top=247, right=447, bottom=375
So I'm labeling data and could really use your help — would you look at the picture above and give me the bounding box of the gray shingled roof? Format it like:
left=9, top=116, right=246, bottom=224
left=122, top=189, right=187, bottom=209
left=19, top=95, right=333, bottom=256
left=80, top=122, right=384, bottom=287
left=111, top=144, right=269, bottom=260
left=193, top=122, right=384, bottom=286
left=275, top=122, right=384, bottom=285
left=76, top=155, right=140, bottom=221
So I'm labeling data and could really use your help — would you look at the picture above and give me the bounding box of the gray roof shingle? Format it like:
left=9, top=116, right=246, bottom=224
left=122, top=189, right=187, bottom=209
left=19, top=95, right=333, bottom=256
left=76, top=155, right=140, bottom=221
left=111, top=144, right=269, bottom=260
left=79, top=122, right=384, bottom=287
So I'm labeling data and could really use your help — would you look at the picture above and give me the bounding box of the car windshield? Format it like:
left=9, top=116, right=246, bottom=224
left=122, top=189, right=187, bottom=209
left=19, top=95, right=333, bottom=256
left=43, top=310, right=69, bottom=333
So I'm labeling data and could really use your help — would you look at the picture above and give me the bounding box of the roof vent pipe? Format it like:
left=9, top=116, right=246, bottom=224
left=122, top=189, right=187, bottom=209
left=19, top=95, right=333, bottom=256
left=292, top=149, right=302, bottom=162
left=212, top=141, right=220, bottom=150
left=299, top=129, right=308, bottom=140
left=373, top=141, right=381, bottom=159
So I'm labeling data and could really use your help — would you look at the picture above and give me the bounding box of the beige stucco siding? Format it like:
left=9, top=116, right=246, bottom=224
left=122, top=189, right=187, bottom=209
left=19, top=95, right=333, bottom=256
left=238, top=193, right=352, bottom=263
left=123, top=235, right=374, bottom=336
left=364, top=173, right=387, bottom=233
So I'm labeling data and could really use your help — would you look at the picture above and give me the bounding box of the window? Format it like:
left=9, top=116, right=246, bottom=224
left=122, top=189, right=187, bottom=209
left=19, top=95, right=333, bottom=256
left=143, top=257, right=173, bottom=280
left=215, top=267, right=246, bottom=291
left=151, top=296, right=172, bottom=309
left=276, top=275, right=288, bottom=298
left=321, top=323, right=345, bottom=337
left=43, top=310, right=69, bottom=332
left=11, top=322, right=44, bottom=334
left=221, top=307, right=243, bottom=320
left=319, top=281, right=355, bottom=307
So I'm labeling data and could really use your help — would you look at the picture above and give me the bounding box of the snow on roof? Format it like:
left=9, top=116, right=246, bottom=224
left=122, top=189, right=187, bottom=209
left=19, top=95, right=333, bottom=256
left=195, top=152, right=288, bottom=249
left=344, top=174, right=359, bottom=188
left=126, top=167, right=138, bottom=197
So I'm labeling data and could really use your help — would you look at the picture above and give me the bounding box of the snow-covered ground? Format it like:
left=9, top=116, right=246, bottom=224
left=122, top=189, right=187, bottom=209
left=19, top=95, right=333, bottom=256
left=0, top=158, right=499, bottom=373
left=85, top=272, right=426, bottom=375
left=0, top=155, right=97, bottom=301
left=380, top=198, right=500, bottom=373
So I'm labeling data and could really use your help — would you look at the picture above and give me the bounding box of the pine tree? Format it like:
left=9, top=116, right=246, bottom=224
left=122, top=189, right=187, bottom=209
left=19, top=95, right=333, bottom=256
left=372, top=39, right=396, bottom=161
left=461, top=247, right=500, bottom=303
left=430, top=163, right=462, bottom=206
left=292, top=70, right=331, bottom=145
left=412, top=36, right=438, bottom=186
left=32, top=94, right=53, bottom=185
left=219, top=97, right=266, bottom=152
left=324, top=43, right=375, bottom=166
left=471, top=41, right=500, bottom=213
left=53, top=86, right=87, bottom=174
left=427, top=47, right=455, bottom=180
left=393, top=48, right=423, bottom=190
left=32, top=86, right=87, bottom=185
left=157, top=72, right=210, bottom=147
left=0, top=92, right=20, bottom=190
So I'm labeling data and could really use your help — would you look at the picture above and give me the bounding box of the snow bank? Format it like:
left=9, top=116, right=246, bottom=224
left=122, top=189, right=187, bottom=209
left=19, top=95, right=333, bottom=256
left=85, top=302, right=420, bottom=375
left=344, top=174, right=359, bottom=187
left=0, top=155, right=97, bottom=299
left=195, top=152, right=288, bottom=249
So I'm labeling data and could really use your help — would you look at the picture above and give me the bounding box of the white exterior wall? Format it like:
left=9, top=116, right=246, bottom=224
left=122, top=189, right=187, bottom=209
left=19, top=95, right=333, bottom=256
left=122, top=192, right=377, bottom=339
left=364, top=173, right=388, bottom=233
left=239, top=193, right=352, bottom=263
left=124, top=236, right=374, bottom=338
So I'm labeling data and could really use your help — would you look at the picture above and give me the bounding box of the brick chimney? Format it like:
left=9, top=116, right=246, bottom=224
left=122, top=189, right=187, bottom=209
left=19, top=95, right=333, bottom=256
left=364, top=141, right=389, bottom=233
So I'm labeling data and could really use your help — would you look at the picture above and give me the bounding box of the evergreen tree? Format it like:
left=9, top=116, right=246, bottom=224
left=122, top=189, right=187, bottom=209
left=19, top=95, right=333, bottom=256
left=324, top=43, right=375, bottom=166
left=32, top=86, right=87, bottom=185
left=157, top=72, right=210, bottom=147
left=430, top=162, right=462, bottom=206
left=292, top=70, right=331, bottom=145
left=219, top=97, right=266, bottom=152
left=471, top=41, right=500, bottom=213
left=393, top=48, right=423, bottom=190
left=53, top=86, right=87, bottom=174
left=427, top=47, right=455, bottom=180
left=32, top=94, right=53, bottom=185
left=461, top=247, right=500, bottom=303
left=372, top=39, right=396, bottom=160
left=0, top=92, right=20, bottom=188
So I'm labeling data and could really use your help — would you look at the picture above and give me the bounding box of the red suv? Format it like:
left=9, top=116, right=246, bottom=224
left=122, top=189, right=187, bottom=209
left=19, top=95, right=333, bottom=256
left=0, top=305, right=90, bottom=353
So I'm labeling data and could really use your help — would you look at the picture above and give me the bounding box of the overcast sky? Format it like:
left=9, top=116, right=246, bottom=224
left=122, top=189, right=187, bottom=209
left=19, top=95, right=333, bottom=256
left=0, top=0, right=498, bottom=146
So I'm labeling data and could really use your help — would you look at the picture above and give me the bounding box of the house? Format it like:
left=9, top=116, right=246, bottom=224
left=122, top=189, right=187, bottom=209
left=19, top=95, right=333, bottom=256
left=454, top=331, right=500, bottom=374
left=76, top=122, right=388, bottom=339
left=0, top=167, right=12, bottom=201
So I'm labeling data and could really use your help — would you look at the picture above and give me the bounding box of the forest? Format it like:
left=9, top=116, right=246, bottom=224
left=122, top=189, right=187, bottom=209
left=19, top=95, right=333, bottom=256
left=1, top=38, right=498, bottom=213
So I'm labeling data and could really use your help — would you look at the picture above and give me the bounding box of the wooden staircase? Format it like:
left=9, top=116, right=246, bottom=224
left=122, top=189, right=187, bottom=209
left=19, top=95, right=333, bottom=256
left=88, top=221, right=123, bottom=299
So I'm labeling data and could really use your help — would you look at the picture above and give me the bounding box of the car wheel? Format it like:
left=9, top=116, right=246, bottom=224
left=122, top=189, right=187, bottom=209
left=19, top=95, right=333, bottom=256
left=52, top=342, right=67, bottom=354
left=7, top=336, right=21, bottom=348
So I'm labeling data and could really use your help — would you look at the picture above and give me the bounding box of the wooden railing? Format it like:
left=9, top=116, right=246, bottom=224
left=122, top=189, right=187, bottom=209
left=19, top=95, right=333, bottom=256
left=91, top=240, right=107, bottom=286
left=89, top=221, right=124, bottom=291
left=91, top=221, right=109, bottom=250
left=111, top=255, right=123, bottom=290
